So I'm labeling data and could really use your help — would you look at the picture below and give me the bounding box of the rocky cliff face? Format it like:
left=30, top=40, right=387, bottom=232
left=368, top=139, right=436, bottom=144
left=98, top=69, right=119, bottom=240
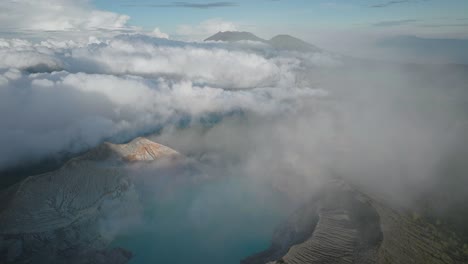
left=243, top=180, right=468, bottom=264
left=0, top=137, right=181, bottom=264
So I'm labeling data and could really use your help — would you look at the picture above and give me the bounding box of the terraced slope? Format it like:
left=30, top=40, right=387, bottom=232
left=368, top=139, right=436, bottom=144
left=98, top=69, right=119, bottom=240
left=245, top=181, right=468, bottom=264
left=371, top=200, right=466, bottom=264
left=283, top=209, right=357, bottom=264
left=0, top=137, right=181, bottom=264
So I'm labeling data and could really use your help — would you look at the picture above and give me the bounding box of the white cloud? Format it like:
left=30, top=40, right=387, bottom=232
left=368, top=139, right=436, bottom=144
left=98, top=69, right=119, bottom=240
left=0, top=0, right=130, bottom=32
left=0, top=33, right=331, bottom=169
left=3, top=68, right=22, bottom=80
left=0, top=35, right=318, bottom=89
left=0, top=68, right=324, bottom=169
left=151, top=28, right=170, bottom=39
left=74, top=36, right=284, bottom=88
left=0, top=46, right=62, bottom=71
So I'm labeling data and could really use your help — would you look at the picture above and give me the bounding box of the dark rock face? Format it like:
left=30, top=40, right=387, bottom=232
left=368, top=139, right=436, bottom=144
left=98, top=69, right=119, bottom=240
left=0, top=138, right=181, bottom=264
left=0, top=217, right=132, bottom=264
left=244, top=180, right=468, bottom=264
left=242, top=201, right=319, bottom=264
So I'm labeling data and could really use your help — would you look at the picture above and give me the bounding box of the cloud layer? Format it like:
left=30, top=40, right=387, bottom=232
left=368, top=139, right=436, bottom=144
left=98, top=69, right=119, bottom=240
left=0, top=34, right=328, bottom=170
left=1, top=29, right=467, bottom=228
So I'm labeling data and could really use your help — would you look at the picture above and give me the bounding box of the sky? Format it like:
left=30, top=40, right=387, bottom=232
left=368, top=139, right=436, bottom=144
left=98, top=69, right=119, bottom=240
left=0, top=0, right=467, bottom=60
left=92, top=0, right=468, bottom=37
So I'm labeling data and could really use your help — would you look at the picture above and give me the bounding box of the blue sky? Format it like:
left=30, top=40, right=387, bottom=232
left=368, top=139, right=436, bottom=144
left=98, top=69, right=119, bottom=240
left=93, top=0, right=468, bottom=35
left=0, top=0, right=466, bottom=61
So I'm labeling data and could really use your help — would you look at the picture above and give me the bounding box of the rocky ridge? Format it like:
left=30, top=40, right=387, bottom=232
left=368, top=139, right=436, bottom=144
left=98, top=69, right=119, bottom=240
left=243, top=180, right=468, bottom=264
left=0, top=137, right=181, bottom=263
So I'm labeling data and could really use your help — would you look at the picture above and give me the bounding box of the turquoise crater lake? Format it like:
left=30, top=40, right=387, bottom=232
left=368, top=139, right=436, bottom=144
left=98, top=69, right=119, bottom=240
left=111, top=175, right=293, bottom=264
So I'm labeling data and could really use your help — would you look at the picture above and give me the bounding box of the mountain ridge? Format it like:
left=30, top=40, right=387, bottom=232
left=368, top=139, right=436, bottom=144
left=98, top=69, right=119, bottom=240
left=205, top=31, right=321, bottom=53
left=243, top=180, right=468, bottom=264
left=0, top=137, right=183, bottom=263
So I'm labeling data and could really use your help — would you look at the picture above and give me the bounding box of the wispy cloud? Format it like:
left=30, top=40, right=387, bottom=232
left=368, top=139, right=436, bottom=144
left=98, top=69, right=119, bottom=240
left=421, top=23, right=468, bottom=28
left=370, top=0, right=428, bottom=8
left=123, top=1, right=238, bottom=9
left=371, top=18, right=468, bottom=28
left=371, top=0, right=409, bottom=8
left=372, top=19, right=418, bottom=27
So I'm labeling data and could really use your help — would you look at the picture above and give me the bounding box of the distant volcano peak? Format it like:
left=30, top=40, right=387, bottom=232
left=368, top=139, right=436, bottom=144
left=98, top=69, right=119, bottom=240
left=205, top=31, right=322, bottom=53
left=268, top=34, right=321, bottom=53
left=204, top=31, right=266, bottom=43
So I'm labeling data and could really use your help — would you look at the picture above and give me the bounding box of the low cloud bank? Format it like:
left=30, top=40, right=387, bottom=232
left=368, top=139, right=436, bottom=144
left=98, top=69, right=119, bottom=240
left=1, top=34, right=468, bottom=226
left=0, top=34, right=328, bottom=170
